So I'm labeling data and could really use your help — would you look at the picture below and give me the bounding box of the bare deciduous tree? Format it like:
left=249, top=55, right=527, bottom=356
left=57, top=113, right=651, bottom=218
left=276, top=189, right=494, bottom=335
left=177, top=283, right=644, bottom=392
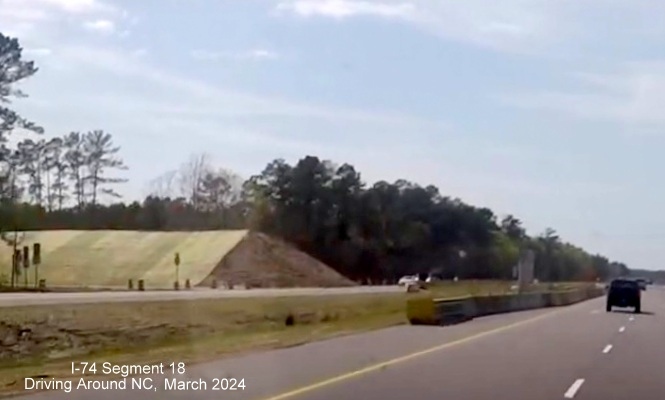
left=146, top=170, right=178, bottom=198
left=177, top=152, right=212, bottom=209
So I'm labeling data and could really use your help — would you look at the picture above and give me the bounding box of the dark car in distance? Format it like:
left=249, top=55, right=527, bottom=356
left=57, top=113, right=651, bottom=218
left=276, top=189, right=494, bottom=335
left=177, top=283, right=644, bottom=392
left=606, top=278, right=641, bottom=313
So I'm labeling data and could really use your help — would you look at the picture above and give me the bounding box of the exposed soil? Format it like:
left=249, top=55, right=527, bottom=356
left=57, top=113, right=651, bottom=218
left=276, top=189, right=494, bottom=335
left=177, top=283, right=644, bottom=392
left=199, top=232, right=356, bottom=288
left=0, top=320, right=203, bottom=361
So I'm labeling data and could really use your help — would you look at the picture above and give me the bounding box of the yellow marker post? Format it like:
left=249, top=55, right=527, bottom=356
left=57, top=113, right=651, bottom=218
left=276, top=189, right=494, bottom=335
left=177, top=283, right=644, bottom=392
left=174, top=252, right=181, bottom=291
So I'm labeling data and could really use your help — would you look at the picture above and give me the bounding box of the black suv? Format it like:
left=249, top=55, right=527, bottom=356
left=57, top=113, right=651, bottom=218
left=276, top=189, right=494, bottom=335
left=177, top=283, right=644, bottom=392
left=606, top=278, right=641, bottom=313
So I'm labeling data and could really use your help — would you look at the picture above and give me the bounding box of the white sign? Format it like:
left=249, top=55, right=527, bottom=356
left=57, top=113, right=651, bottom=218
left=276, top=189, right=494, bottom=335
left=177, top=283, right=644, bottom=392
left=517, top=249, right=535, bottom=288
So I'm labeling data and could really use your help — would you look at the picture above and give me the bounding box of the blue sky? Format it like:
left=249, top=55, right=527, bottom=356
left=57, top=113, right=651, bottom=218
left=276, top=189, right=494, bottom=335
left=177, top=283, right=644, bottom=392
left=3, top=0, right=665, bottom=269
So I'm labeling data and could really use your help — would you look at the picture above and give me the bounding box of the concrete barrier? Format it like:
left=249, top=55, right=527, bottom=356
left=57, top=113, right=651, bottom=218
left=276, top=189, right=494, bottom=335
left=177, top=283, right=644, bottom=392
left=435, top=297, right=475, bottom=324
left=408, top=287, right=605, bottom=326
left=406, top=296, right=438, bottom=325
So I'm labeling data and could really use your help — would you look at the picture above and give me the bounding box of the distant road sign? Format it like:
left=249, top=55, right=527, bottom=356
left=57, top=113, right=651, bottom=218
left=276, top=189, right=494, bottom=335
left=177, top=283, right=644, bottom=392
left=518, top=249, right=535, bottom=288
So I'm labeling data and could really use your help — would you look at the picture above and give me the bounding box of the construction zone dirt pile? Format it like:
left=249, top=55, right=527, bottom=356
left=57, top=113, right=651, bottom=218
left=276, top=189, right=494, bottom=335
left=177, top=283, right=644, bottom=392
left=200, top=232, right=356, bottom=288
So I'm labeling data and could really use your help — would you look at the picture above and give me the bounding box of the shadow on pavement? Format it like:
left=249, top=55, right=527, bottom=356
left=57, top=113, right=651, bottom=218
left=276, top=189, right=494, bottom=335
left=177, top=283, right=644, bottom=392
left=611, top=309, right=655, bottom=316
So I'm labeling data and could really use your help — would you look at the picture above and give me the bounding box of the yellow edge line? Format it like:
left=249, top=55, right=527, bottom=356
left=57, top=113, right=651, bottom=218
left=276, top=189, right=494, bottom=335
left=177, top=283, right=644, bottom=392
left=260, top=307, right=566, bottom=400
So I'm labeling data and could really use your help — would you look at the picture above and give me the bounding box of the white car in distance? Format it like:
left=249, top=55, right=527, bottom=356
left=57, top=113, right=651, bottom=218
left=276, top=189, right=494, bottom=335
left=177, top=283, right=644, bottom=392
left=398, top=275, right=421, bottom=286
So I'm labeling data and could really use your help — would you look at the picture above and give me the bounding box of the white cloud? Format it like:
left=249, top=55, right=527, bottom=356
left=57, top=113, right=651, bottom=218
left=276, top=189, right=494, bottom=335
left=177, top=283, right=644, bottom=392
left=23, top=47, right=53, bottom=57
left=83, top=19, right=115, bottom=34
left=191, top=48, right=280, bottom=62
left=0, top=0, right=50, bottom=39
left=498, top=62, right=665, bottom=126
left=0, top=0, right=121, bottom=41
left=0, top=2, right=50, bottom=22
left=0, top=0, right=114, bottom=20
left=132, top=48, right=147, bottom=58
left=39, top=0, right=109, bottom=13
left=275, top=0, right=665, bottom=55
left=54, top=45, right=443, bottom=129
left=244, top=49, right=279, bottom=60
left=190, top=49, right=223, bottom=61
left=276, top=0, right=415, bottom=19
left=276, top=0, right=557, bottom=52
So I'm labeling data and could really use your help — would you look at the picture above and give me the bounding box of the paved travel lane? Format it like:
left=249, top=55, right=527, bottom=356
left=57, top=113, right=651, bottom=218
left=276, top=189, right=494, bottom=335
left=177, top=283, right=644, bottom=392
left=306, top=289, right=665, bottom=400
left=574, top=286, right=665, bottom=400
left=292, top=295, right=627, bottom=400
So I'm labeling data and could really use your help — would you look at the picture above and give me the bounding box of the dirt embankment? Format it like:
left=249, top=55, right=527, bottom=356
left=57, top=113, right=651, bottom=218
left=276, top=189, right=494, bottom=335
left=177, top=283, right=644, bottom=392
left=199, top=232, right=356, bottom=288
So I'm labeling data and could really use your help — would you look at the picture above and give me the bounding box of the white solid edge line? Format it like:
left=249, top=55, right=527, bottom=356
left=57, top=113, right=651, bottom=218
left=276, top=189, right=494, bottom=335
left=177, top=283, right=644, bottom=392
left=602, top=344, right=613, bottom=354
left=564, top=379, right=585, bottom=398
left=619, top=326, right=626, bottom=332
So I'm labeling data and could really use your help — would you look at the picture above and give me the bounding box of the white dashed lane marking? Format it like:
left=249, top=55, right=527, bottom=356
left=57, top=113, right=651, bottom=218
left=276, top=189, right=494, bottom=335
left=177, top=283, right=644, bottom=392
left=564, top=379, right=585, bottom=398
left=602, top=344, right=613, bottom=354
left=619, top=326, right=626, bottom=333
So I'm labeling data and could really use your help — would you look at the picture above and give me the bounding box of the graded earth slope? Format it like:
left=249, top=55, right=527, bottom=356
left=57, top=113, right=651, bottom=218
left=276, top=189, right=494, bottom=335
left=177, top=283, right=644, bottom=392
left=0, top=230, right=355, bottom=289
left=199, top=232, right=356, bottom=288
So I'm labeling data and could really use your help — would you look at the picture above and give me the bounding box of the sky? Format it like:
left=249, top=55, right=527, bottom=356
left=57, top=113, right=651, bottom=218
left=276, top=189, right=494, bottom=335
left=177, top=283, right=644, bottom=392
left=2, top=0, right=665, bottom=269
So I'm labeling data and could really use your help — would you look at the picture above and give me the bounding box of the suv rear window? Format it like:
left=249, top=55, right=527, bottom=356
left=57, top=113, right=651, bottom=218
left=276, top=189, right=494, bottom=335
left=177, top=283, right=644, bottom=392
left=611, top=280, right=639, bottom=290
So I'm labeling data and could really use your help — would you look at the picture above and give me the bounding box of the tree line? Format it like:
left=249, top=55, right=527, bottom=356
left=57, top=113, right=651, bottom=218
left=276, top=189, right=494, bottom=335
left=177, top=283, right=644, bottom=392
left=242, top=157, right=629, bottom=282
left=0, top=31, right=630, bottom=283
left=1, top=131, right=126, bottom=211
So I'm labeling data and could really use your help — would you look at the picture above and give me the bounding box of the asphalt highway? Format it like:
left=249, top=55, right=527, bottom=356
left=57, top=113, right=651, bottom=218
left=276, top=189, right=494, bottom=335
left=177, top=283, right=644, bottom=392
left=14, top=286, right=665, bottom=400
left=0, top=286, right=402, bottom=307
